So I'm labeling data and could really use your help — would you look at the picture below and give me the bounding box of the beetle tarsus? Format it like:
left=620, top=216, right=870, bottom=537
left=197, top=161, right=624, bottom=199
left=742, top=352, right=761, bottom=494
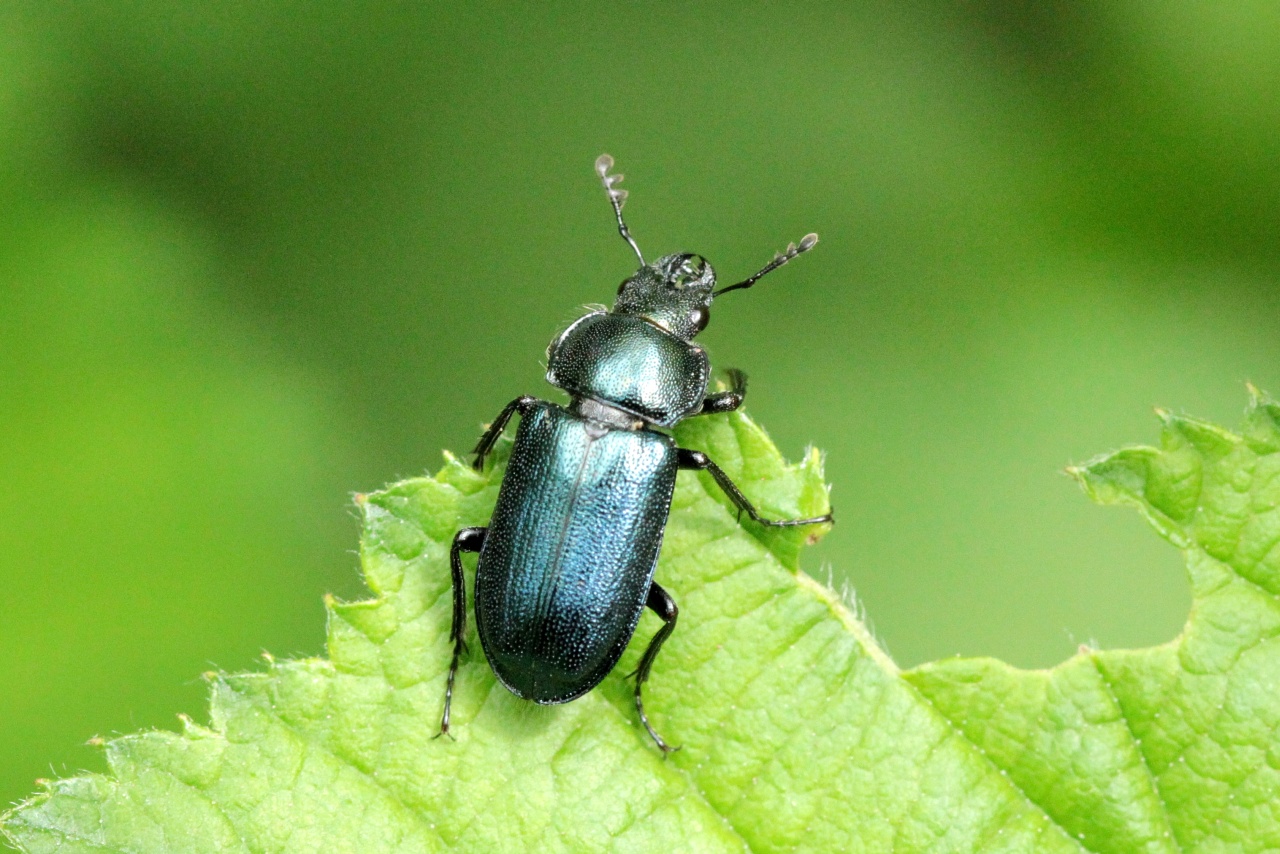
left=440, top=527, right=487, bottom=739
left=677, top=448, right=834, bottom=527
left=633, top=582, right=680, bottom=754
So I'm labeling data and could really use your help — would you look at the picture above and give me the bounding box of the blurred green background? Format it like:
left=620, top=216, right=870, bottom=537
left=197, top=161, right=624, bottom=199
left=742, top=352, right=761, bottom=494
left=3, top=2, right=1279, bottom=810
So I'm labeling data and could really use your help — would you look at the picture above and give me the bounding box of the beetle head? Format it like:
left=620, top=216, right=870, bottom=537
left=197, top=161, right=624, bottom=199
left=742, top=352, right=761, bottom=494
left=594, top=154, right=819, bottom=342
left=612, top=253, right=717, bottom=341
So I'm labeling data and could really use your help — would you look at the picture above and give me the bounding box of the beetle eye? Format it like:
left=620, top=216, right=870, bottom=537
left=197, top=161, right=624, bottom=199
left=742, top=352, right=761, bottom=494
left=617, top=279, right=628, bottom=296
left=690, top=306, right=709, bottom=333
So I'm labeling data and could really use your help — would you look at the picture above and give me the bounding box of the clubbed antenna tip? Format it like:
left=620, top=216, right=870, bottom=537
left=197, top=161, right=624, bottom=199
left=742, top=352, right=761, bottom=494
left=714, top=231, right=820, bottom=297
left=595, top=153, right=628, bottom=205
left=595, top=153, right=643, bottom=265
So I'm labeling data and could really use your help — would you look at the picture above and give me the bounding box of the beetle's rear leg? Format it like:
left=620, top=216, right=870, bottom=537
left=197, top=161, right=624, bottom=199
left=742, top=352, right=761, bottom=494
left=698, top=368, right=747, bottom=416
left=437, top=526, right=486, bottom=740
left=677, top=447, right=833, bottom=527
left=473, top=396, right=542, bottom=470
left=633, top=582, right=680, bottom=755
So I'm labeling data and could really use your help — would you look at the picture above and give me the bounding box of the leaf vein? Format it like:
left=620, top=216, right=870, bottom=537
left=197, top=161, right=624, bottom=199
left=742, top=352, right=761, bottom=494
left=1090, top=656, right=1183, bottom=854
left=903, top=677, right=1092, bottom=853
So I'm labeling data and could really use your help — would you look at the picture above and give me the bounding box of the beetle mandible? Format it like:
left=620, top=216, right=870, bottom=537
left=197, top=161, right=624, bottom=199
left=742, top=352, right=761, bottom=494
left=439, top=154, right=832, bottom=753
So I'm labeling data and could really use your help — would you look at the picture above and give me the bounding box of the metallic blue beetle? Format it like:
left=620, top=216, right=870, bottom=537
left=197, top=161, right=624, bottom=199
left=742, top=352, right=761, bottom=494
left=440, top=155, right=831, bottom=753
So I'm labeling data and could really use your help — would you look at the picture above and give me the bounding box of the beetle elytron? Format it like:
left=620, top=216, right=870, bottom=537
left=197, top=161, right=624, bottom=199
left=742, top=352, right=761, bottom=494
left=439, top=155, right=831, bottom=753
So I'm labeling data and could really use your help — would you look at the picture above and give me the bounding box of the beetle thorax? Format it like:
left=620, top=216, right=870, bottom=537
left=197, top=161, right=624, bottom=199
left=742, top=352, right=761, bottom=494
left=545, top=311, right=712, bottom=428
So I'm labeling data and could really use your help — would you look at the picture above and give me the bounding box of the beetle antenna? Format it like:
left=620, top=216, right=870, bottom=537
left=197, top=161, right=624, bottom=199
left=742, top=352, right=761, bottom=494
left=713, top=233, right=819, bottom=297
left=595, top=154, right=645, bottom=266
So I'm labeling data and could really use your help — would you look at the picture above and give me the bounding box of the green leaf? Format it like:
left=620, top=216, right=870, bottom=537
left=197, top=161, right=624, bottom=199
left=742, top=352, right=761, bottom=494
left=6, top=396, right=1280, bottom=852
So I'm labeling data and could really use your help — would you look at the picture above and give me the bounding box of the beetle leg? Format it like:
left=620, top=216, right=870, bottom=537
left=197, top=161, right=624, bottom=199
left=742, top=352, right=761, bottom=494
left=472, top=396, right=541, bottom=470
left=697, top=368, right=747, bottom=416
left=677, top=447, right=833, bottom=527
left=634, top=582, right=680, bottom=755
left=437, top=526, right=486, bottom=740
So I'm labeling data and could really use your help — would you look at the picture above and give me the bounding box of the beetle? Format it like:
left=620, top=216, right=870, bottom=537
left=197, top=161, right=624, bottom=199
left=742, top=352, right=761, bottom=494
left=438, top=154, right=831, bottom=753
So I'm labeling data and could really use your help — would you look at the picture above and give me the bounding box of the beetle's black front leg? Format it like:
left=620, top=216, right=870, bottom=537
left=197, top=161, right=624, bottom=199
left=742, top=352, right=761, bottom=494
left=437, top=526, right=486, bottom=740
left=472, top=396, right=541, bottom=470
left=697, top=368, right=747, bottom=416
left=634, top=582, right=680, bottom=755
left=678, top=447, right=833, bottom=527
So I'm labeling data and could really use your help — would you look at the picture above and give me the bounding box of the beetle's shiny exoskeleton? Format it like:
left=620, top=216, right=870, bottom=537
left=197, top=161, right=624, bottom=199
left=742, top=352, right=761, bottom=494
left=438, top=155, right=831, bottom=753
